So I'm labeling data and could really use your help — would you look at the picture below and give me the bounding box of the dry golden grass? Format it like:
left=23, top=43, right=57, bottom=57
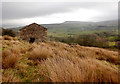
left=2, top=40, right=31, bottom=54
left=62, top=42, right=117, bottom=63
left=3, top=35, right=12, bottom=40
left=2, top=40, right=119, bottom=82
left=2, top=71, right=20, bottom=82
left=28, top=46, right=52, bottom=64
left=12, top=37, right=18, bottom=41
left=2, top=49, right=19, bottom=69
left=36, top=42, right=119, bottom=65
left=2, top=40, right=31, bottom=69
left=39, top=57, right=118, bottom=82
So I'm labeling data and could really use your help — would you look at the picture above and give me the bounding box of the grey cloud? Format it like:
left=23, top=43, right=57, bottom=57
left=1, top=2, right=118, bottom=27
left=2, top=2, right=81, bottom=20
left=2, top=2, right=117, bottom=20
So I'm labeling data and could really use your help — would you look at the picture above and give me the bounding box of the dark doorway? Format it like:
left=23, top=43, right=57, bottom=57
left=29, top=38, right=35, bottom=43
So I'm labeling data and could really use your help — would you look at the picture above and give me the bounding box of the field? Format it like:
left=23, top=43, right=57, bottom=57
left=1, top=36, right=119, bottom=82
left=10, top=20, right=118, bottom=48
left=1, top=20, right=119, bottom=82
left=10, top=20, right=118, bottom=38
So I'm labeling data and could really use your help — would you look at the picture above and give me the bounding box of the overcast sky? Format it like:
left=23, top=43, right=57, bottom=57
left=0, top=0, right=119, bottom=28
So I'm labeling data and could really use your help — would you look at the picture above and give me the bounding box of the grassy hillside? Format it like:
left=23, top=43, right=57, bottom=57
left=41, top=20, right=118, bottom=37
left=8, top=20, right=118, bottom=37
left=2, top=20, right=118, bottom=51
left=1, top=37, right=119, bottom=82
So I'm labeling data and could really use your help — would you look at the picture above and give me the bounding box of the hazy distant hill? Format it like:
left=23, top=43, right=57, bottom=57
left=42, top=20, right=117, bottom=29
left=95, top=20, right=118, bottom=26
left=8, top=20, right=118, bottom=37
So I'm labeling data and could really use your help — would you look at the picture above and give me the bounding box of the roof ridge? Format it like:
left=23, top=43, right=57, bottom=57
left=19, top=23, right=47, bottom=31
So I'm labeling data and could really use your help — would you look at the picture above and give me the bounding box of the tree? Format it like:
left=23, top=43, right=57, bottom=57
left=2, top=29, right=16, bottom=37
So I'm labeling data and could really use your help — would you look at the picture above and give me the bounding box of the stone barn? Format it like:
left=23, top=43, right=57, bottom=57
left=19, top=23, right=47, bottom=43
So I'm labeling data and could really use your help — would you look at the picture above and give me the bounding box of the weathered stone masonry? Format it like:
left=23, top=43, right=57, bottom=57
left=19, top=23, right=47, bottom=43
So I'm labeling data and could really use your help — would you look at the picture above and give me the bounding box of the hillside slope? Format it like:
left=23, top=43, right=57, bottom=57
left=7, top=20, right=118, bottom=37
left=2, top=38, right=119, bottom=82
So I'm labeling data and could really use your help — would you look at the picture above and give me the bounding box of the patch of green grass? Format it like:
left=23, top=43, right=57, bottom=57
left=109, top=42, right=115, bottom=46
left=48, top=29, right=114, bottom=38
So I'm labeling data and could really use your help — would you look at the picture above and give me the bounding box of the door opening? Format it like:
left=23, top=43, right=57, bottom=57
left=29, top=38, right=35, bottom=43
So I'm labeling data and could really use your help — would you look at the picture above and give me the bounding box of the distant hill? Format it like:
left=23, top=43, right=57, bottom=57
left=7, top=20, right=118, bottom=37
left=42, top=20, right=117, bottom=29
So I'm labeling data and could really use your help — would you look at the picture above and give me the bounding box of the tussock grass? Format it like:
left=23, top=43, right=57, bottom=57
left=2, top=53, right=19, bottom=69
left=2, top=49, right=19, bottom=69
left=3, top=35, right=12, bottom=40
left=28, top=46, right=51, bottom=64
left=39, top=57, right=118, bottom=82
left=42, top=42, right=119, bottom=65
left=2, top=40, right=119, bottom=82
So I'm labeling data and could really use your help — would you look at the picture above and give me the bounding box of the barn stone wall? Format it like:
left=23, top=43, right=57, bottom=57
left=19, top=23, right=47, bottom=43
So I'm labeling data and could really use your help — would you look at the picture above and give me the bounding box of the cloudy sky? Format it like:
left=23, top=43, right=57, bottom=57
left=0, top=0, right=119, bottom=28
